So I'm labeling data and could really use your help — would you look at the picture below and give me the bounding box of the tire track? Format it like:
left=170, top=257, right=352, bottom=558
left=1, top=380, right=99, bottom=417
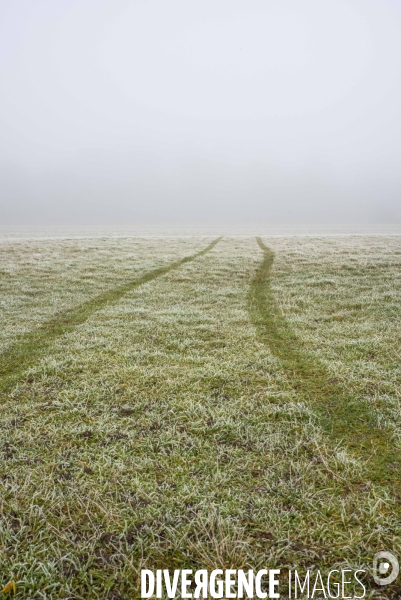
left=249, top=236, right=401, bottom=491
left=0, top=237, right=222, bottom=393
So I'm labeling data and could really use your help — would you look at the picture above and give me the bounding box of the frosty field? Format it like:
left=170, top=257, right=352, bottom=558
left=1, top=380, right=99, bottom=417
left=0, top=234, right=400, bottom=599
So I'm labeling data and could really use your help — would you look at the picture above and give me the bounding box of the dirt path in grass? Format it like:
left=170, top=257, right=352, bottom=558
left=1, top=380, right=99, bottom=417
left=0, top=237, right=221, bottom=394
left=249, top=237, right=401, bottom=492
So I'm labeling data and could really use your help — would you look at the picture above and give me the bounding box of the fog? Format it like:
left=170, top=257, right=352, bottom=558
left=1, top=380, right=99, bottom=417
left=1, top=0, right=401, bottom=226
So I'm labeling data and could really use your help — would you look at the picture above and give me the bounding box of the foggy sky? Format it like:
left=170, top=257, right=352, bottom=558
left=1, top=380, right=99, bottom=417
left=1, top=0, right=401, bottom=226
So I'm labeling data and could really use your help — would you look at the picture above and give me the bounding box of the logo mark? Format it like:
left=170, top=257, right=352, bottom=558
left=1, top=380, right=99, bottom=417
left=373, top=551, right=399, bottom=586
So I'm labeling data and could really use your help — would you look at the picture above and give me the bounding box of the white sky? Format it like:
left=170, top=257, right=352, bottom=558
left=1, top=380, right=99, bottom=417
left=1, top=0, right=401, bottom=225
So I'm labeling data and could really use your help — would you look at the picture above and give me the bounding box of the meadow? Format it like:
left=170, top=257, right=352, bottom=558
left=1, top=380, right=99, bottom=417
left=0, top=234, right=400, bottom=599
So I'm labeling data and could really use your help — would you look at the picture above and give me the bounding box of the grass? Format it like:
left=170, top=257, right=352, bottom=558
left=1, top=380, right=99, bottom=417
left=0, top=234, right=400, bottom=598
left=250, top=237, right=401, bottom=488
left=0, top=237, right=221, bottom=393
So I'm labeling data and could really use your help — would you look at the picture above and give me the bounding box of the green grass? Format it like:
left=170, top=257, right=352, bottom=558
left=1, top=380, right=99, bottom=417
left=0, top=234, right=400, bottom=598
left=0, top=237, right=221, bottom=394
left=250, top=237, right=401, bottom=489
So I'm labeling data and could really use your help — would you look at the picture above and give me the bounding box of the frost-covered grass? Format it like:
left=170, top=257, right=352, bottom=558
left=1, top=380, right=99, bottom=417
left=0, top=235, right=400, bottom=599
left=0, top=237, right=206, bottom=353
left=268, top=235, right=401, bottom=447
